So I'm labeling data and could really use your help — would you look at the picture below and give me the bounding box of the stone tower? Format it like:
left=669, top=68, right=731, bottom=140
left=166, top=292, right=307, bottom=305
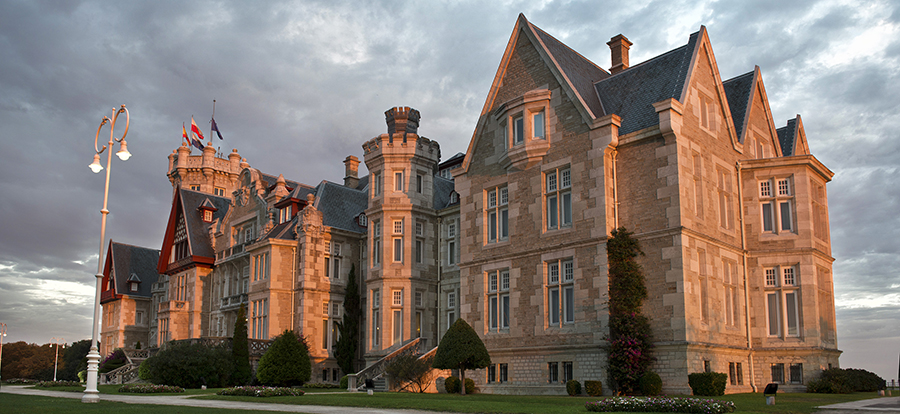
left=167, top=142, right=248, bottom=197
left=363, top=107, right=442, bottom=359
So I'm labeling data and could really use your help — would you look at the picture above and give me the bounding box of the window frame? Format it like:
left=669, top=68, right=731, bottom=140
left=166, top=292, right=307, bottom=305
left=760, top=177, right=795, bottom=234
left=486, top=269, right=510, bottom=332
left=764, top=265, right=801, bottom=338
left=544, top=167, right=572, bottom=231
left=546, top=258, right=575, bottom=327
left=485, top=186, right=509, bottom=243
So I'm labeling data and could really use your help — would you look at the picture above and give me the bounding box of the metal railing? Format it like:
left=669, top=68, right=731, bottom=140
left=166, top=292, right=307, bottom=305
left=355, top=338, right=423, bottom=386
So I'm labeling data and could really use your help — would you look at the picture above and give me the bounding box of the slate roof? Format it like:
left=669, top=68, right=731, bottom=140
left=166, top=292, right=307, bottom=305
left=433, top=175, right=457, bottom=210
left=722, top=70, right=755, bottom=143
left=179, top=188, right=231, bottom=258
left=439, top=152, right=465, bottom=170
left=108, top=241, right=161, bottom=298
left=285, top=182, right=318, bottom=202
left=356, top=174, right=369, bottom=192
left=314, top=181, right=368, bottom=234
left=260, top=173, right=300, bottom=190
left=261, top=220, right=296, bottom=241
left=594, top=31, right=700, bottom=135
left=530, top=23, right=609, bottom=118
left=776, top=117, right=798, bottom=156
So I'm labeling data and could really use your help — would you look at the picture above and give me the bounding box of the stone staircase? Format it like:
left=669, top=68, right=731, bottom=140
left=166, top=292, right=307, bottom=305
left=354, top=338, right=435, bottom=392
left=100, top=348, right=154, bottom=385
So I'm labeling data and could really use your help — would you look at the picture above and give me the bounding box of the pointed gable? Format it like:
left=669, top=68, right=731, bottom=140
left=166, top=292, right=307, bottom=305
left=103, top=241, right=160, bottom=303
left=776, top=115, right=810, bottom=156
left=722, top=70, right=755, bottom=143
left=158, top=187, right=231, bottom=273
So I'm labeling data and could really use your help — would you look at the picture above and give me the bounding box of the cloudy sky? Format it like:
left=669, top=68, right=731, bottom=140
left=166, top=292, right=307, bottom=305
left=1, top=0, right=898, bottom=382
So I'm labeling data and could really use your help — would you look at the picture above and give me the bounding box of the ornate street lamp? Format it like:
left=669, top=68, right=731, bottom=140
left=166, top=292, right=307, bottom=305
left=83, top=105, right=130, bottom=403
left=0, top=322, right=7, bottom=389
left=51, top=337, right=65, bottom=382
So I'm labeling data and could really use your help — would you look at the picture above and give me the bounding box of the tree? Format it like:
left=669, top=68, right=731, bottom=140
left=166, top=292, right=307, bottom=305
left=256, top=330, right=311, bottom=387
left=432, top=318, right=490, bottom=395
left=58, top=339, right=92, bottom=381
left=384, top=353, right=435, bottom=393
left=606, top=227, right=654, bottom=394
left=231, top=303, right=252, bottom=385
left=334, top=264, right=361, bottom=375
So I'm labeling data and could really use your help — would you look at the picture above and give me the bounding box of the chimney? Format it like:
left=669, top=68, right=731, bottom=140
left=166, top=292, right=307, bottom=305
left=385, top=106, right=421, bottom=136
left=607, top=34, right=633, bottom=75
left=343, top=155, right=360, bottom=188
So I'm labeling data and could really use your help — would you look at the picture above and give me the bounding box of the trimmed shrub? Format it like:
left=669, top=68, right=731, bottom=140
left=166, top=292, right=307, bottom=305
left=444, top=376, right=460, bottom=393
left=639, top=371, right=662, bottom=396
left=37, top=380, right=81, bottom=387
left=256, top=330, right=311, bottom=387
left=464, top=378, right=475, bottom=394
left=138, top=359, right=151, bottom=381
left=142, top=342, right=233, bottom=388
left=567, top=379, right=582, bottom=396
left=585, top=380, right=603, bottom=396
left=688, top=372, right=727, bottom=396
left=432, top=319, right=490, bottom=395
left=807, top=368, right=885, bottom=393
left=340, top=375, right=348, bottom=389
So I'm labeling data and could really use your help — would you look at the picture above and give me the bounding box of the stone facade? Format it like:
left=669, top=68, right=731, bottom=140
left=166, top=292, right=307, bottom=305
left=102, top=15, right=839, bottom=394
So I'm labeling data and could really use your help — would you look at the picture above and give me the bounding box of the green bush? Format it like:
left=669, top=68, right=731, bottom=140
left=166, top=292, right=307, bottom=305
left=585, top=380, right=603, bottom=396
left=99, top=349, right=127, bottom=373
left=688, top=372, right=727, bottom=396
left=567, top=379, right=582, bottom=396
left=142, top=342, right=233, bottom=388
left=119, top=384, right=184, bottom=393
left=807, top=368, right=885, bottom=393
left=444, top=376, right=460, bottom=393
left=138, top=359, right=151, bottom=381
left=340, top=375, right=348, bottom=389
left=256, top=330, right=311, bottom=387
left=464, top=378, right=475, bottom=394
left=639, top=371, right=662, bottom=396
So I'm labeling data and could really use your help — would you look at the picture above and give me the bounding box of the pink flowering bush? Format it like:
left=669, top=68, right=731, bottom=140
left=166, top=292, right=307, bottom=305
left=586, top=396, right=736, bottom=413
left=217, top=386, right=304, bottom=397
left=118, top=384, right=184, bottom=393
left=36, top=380, right=81, bottom=387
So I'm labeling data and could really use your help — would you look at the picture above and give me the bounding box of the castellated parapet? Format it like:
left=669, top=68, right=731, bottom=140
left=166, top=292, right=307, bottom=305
left=167, top=142, right=247, bottom=196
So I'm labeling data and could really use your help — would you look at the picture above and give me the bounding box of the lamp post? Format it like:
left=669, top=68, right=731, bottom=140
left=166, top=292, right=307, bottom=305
left=51, top=337, right=65, bottom=382
left=0, top=322, right=7, bottom=389
left=83, top=105, right=131, bottom=403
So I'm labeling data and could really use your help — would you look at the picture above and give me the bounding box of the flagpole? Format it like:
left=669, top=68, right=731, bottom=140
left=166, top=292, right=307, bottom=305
left=209, top=99, right=216, bottom=143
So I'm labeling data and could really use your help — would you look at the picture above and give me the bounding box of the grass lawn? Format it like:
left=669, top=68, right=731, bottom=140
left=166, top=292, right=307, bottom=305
left=195, top=390, right=887, bottom=414
left=0, top=393, right=275, bottom=414
left=27, top=384, right=225, bottom=396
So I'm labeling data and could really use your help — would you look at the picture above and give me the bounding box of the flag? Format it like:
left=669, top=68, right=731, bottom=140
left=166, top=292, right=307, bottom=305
left=190, top=116, right=205, bottom=150
left=182, top=123, right=189, bottom=144
left=210, top=116, right=224, bottom=140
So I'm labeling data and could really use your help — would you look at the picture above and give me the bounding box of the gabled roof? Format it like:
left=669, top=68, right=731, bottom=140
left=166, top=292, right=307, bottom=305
left=722, top=70, right=755, bottom=143
left=158, top=187, right=231, bottom=273
left=260, top=172, right=300, bottom=190
left=105, top=241, right=160, bottom=299
left=776, top=115, right=809, bottom=156
left=594, top=31, right=700, bottom=135
left=433, top=175, right=456, bottom=210
left=314, top=181, right=368, bottom=234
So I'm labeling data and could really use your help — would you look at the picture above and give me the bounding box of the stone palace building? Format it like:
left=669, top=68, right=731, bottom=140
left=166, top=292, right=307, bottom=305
left=99, top=14, right=839, bottom=394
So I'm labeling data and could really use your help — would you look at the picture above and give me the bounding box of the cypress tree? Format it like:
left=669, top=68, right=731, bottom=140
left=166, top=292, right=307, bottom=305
left=231, top=303, right=252, bottom=385
left=334, top=264, right=361, bottom=375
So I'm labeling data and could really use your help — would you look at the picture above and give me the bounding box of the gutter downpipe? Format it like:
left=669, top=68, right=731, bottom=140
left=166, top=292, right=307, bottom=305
left=612, top=149, right=619, bottom=229
left=736, top=160, right=757, bottom=392
left=291, top=246, right=297, bottom=330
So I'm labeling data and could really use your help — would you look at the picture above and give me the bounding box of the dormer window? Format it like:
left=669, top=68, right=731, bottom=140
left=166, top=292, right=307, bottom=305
left=198, top=199, right=218, bottom=223
left=498, top=89, right=552, bottom=170
left=357, top=213, right=368, bottom=227
left=128, top=273, right=141, bottom=293
left=203, top=210, right=213, bottom=222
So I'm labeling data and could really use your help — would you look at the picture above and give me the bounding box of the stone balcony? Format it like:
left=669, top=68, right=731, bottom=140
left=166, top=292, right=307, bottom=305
left=220, top=293, right=248, bottom=311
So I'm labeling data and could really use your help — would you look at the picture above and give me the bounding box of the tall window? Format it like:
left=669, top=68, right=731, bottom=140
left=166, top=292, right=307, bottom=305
left=251, top=298, right=268, bottom=340
left=717, top=167, right=734, bottom=230
left=562, top=361, right=573, bottom=382
left=372, top=289, right=381, bottom=347
left=513, top=116, right=524, bottom=145
left=548, top=362, right=559, bottom=383
left=415, top=221, right=424, bottom=264
left=765, top=266, right=800, bottom=338
left=486, top=187, right=509, bottom=243
left=447, top=291, right=457, bottom=331
left=392, top=289, right=403, bottom=345
left=692, top=152, right=703, bottom=218
left=327, top=242, right=342, bottom=279
left=373, top=172, right=382, bottom=196
left=729, top=362, right=744, bottom=385
left=547, top=259, right=575, bottom=326
left=373, top=221, right=381, bottom=267
left=533, top=111, right=545, bottom=139
left=252, top=252, right=269, bottom=282
left=447, top=219, right=459, bottom=265
left=416, top=173, right=423, bottom=193
left=699, top=249, right=709, bottom=324
left=545, top=167, right=572, bottom=230
left=392, top=219, right=404, bottom=263
left=322, top=301, right=341, bottom=353
left=760, top=177, right=794, bottom=233
left=394, top=171, right=404, bottom=192
left=812, top=181, right=828, bottom=240
left=487, top=269, right=510, bottom=331
left=700, top=95, right=717, bottom=132
left=722, top=259, right=740, bottom=327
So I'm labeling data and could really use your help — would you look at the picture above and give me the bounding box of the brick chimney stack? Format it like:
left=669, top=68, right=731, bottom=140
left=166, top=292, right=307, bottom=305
left=343, top=155, right=360, bottom=188
left=385, top=106, right=421, bottom=135
left=607, top=34, right=633, bottom=75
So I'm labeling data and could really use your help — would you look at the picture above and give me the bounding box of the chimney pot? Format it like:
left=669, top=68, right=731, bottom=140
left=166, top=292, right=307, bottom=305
left=343, top=155, right=360, bottom=188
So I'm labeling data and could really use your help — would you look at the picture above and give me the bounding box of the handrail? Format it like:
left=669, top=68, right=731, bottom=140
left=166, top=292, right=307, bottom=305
left=355, top=338, right=422, bottom=386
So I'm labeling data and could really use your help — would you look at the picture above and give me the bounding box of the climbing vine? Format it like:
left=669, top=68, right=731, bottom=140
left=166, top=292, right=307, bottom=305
left=606, top=227, right=654, bottom=394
